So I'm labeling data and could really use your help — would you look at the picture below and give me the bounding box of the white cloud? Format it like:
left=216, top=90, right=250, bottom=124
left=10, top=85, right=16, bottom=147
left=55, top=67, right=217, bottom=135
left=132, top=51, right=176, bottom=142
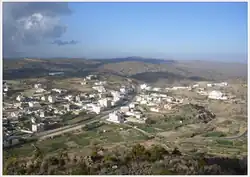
left=3, top=2, right=74, bottom=57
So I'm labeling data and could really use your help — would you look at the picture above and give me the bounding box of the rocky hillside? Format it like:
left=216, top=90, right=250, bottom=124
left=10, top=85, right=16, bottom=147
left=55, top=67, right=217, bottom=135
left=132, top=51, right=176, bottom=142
left=4, top=144, right=247, bottom=175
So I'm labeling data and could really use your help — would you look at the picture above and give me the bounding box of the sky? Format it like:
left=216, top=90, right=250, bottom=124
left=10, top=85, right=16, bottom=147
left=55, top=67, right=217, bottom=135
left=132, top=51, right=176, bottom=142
left=3, top=2, right=248, bottom=62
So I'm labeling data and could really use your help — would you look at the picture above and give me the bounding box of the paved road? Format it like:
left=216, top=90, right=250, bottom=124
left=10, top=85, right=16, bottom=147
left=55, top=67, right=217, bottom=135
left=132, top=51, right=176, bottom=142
left=222, top=130, right=247, bottom=140
left=38, top=86, right=139, bottom=140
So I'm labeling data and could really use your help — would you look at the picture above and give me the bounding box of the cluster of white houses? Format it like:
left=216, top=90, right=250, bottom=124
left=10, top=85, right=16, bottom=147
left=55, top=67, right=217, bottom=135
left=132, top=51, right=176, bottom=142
left=3, top=75, right=135, bottom=145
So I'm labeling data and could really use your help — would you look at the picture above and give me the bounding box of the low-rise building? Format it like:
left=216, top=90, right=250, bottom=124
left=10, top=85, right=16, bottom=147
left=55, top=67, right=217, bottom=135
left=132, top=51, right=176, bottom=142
left=140, top=84, right=147, bottom=90
left=150, top=107, right=160, bottom=112
left=48, top=95, right=56, bottom=103
left=208, top=91, right=228, bottom=100
left=32, top=123, right=45, bottom=132
left=34, top=84, right=42, bottom=89
left=107, top=111, right=124, bottom=123
left=28, top=102, right=41, bottom=108
left=36, top=88, right=46, bottom=93
left=98, top=98, right=111, bottom=108
left=120, top=106, right=129, bottom=113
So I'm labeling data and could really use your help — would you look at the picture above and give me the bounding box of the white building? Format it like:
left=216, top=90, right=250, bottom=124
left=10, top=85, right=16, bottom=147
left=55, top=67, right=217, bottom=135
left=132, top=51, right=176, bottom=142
left=28, top=102, right=41, bottom=108
left=16, top=95, right=23, bottom=102
left=32, top=123, right=44, bottom=132
left=140, top=84, right=147, bottom=90
left=36, top=88, right=46, bottom=93
left=98, top=98, right=111, bottom=108
left=107, top=111, right=124, bottom=123
left=34, top=84, right=41, bottom=89
left=129, top=103, right=135, bottom=109
left=65, top=95, right=73, bottom=101
left=40, top=111, right=45, bottom=118
left=52, top=88, right=62, bottom=94
left=86, top=74, right=97, bottom=80
left=207, top=83, right=213, bottom=87
left=120, top=87, right=127, bottom=94
left=153, top=87, right=161, bottom=92
left=92, top=86, right=106, bottom=93
left=171, top=86, right=188, bottom=90
left=64, top=104, right=70, bottom=111
left=120, top=106, right=129, bottom=113
left=91, top=104, right=101, bottom=114
left=48, top=95, right=56, bottom=103
left=75, top=95, right=81, bottom=102
left=4, top=87, right=8, bottom=92
left=41, top=96, right=46, bottom=101
left=214, top=82, right=228, bottom=87
left=208, top=91, right=228, bottom=100
left=150, top=107, right=160, bottom=112
left=192, top=84, right=199, bottom=88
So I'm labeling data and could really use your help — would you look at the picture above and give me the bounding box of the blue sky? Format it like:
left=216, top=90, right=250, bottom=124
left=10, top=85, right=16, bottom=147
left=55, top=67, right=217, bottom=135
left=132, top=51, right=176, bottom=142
left=4, top=2, right=248, bottom=62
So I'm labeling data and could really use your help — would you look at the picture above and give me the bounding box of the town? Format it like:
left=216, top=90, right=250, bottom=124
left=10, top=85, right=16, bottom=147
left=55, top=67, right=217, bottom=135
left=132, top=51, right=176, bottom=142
left=3, top=73, right=238, bottom=148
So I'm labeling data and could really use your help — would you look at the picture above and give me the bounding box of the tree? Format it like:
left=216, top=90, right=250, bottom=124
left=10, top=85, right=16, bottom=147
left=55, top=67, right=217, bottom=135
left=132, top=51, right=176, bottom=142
left=172, top=147, right=182, bottom=156
left=149, top=145, right=169, bottom=161
left=145, top=118, right=156, bottom=125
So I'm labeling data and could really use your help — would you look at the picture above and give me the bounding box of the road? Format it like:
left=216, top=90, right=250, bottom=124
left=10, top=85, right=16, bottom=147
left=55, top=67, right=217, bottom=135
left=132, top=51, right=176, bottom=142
left=222, top=130, right=247, bottom=140
left=37, top=86, right=139, bottom=140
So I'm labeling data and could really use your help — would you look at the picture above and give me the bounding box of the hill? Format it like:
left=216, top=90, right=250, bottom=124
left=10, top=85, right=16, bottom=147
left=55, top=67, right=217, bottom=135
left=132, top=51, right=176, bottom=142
left=4, top=143, right=247, bottom=175
left=3, top=57, right=247, bottom=83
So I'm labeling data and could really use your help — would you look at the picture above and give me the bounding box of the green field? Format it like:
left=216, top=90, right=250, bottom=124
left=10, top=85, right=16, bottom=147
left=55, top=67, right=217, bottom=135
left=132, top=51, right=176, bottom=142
left=4, top=122, right=148, bottom=159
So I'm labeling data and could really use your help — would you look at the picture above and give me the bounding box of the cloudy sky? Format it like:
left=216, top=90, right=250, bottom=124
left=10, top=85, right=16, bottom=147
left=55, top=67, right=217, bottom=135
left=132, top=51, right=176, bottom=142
left=3, top=2, right=248, bottom=62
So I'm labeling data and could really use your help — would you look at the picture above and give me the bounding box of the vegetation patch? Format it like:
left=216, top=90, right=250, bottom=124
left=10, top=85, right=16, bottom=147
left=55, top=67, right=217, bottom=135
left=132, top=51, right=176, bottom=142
left=203, top=131, right=226, bottom=137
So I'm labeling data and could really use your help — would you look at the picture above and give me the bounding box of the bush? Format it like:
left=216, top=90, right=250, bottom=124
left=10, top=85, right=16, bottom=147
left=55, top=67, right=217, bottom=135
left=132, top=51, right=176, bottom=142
left=145, top=118, right=156, bottom=125
left=216, top=140, right=233, bottom=146
left=172, top=148, right=182, bottom=156
left=148, top=145, right=169, bottom=161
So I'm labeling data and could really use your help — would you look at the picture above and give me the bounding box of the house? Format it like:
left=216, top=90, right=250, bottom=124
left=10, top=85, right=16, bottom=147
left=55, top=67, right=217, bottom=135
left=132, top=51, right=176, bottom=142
left=52, top=88, right=62, bottom=94
left=140, top=84, right=147, bottom=90
left=65, top=95, right=73, bottom=101
left=164, top=104, right=172, bottom=110
left=192, top=84, right=199, bottom=88
left=142, top=86, right=150, bottom=91
left=81, top=81, right=87, bottom=85
left=75, top=95, right=81, bottom=102
left=214, top=82, right=228, bottom=87
left=32, top=123, right=45, bottom=132
left=129, top=103, right=135, bottom=109
left=150, top=107, right=160, bottom=112
left=48, top=95, right=56, bottom=103
left=16, top=95, right=23, bottom=102
left=4, top=87, right=8, bottom=92
left=120, top=106, right=129, bottom=113
left=93, top=86, right=106, bottom=93
left=153, top=87, right=161, bottom=92
left=98, top=98, right=111, bottom=108
left=28, top=102, right=41, bottom=108
left=64, top=104, right=70, bottom=111
left=41, top=96, right=46, bottom=101
left=40, top=111, right=45, bottom=118
left=207, top=83, right=213, bottom=87
left=36, top=88, right=46, bottom=93
left=87, top=104, right=101, bottom=114
left=107, top=111, right=124, bottom=123
left=172, top=86, right=188, bottom=90
left=120, top=87, right=127, bottom=94
left=3, top=136, right=21, bottom=148
left=34, top=84, right=42, bottom=89
left=208, top=91, right=227, bottom=100
left=86, top=74, right=97, bottom=80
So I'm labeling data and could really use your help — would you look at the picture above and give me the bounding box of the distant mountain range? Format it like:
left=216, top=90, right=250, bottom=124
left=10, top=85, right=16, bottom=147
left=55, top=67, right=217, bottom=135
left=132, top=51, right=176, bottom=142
left=3, top=56, right=176, bottom=65
left=95, top=56, right=176, bottom=64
